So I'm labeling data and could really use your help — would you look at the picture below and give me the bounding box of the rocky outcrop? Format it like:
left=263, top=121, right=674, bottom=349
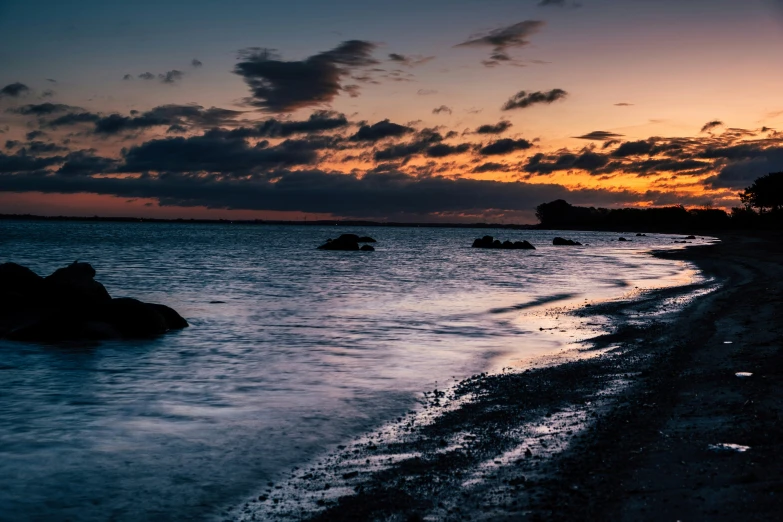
left=0, top=261, right=188, bottom=343
left=552, top=237, right=582, bottom=246
left=618, top=237, right=630, bottom=242
left=318, top=234, right=377, bottom=251
left=472, top=236, right=536, bottom=250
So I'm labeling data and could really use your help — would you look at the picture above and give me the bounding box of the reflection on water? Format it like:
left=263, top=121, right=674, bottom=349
left=0, top=222, right=706, bottom=520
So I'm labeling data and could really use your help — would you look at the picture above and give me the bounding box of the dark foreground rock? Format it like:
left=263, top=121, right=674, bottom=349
left=0, top=261, right=188, bottom=343
left=471, top=236, right=535, bottom=250
left=553, top=236, right=582, bottom=246
left=318, top=234, right=377, bottom=251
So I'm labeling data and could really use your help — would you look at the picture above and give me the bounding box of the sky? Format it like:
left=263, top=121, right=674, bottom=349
left=1, top=0, right=783, bottom=223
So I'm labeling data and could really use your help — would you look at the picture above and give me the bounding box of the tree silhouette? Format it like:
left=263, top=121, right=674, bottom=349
left=740, top=172, right=783, bottom=213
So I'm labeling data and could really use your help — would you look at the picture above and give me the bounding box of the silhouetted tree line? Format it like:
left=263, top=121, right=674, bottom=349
left=536, top=172, right=783, bottom=232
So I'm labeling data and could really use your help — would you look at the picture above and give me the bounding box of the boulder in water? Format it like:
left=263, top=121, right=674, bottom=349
left=553, top=237, right=582, bottom=246
left=0, top=261, right=188, bottom=344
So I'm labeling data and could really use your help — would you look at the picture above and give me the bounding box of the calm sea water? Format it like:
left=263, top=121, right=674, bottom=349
left=0, top=222, right=706, bottom=521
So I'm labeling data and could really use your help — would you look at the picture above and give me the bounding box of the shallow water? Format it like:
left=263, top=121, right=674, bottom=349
left=0, top=222, right=707, bottom=521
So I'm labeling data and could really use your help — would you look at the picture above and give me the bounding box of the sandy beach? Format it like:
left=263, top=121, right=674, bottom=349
left=232, top=232, right=783, bottom=521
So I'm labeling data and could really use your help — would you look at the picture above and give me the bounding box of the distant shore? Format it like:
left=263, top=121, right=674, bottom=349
left=231, top=231, right=783, bottom=521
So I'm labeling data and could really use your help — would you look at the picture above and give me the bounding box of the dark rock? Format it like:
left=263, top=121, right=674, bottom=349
left=636, top=233, right=647, bottom=237
left=684, top=235, right=697, bottom=240
left=553, top=237, right=582, bottom=246
left=317, top=234, right=361, bottom=251
left=44, top=261, right=111, bottom=305
left=357, top=236, right=376, bottom=243
left=360, top=245, right=375, bottom=252
left=0, top=261, right=187, bottom=343
left=472, top=236, right=536, bottom=250
left=618, top=237, right=629, bottom=242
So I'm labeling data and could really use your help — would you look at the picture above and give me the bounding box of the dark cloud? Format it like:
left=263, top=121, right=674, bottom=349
left=121, top=130, right=319, bottom=174
left=614, top=102, right=633, bottom=107
left=5, top=140, right=19, bottom=150
left=706, top=147, right=783, bottom=189
left=41, top=90, right=55, bottom=98
left=372, top=129, right=448, bottom=161
left=426, top=143, right=471, bottom=158
left=472, top=162, right=509, bottom=173
left=0, top=150, right=63, bottom=173
left=191, top=59, right=203, bottom=68
left=25, top=130, right=46, bottom=140
left=700, top=120, right=724, bottom=133
left=456, top=21, right=545, bottom=62
left=57, top=151, right=118, bottom=176
left=479, top=138, right=532, bottom=155
left=432, top=105, right=452, bottom=115
left=0, top=82, right=31, bottom=98
left=538, top=0, right=581, bottom=7
left=234, top=41, right=378, bottom=112
left=0, top=167, right=666, bottom=219
left=138, top=72, right=156, bottom=80
left=611, top=140, right=654, bottom=157
left=93, top=104, right=243, bottom=135
left=47, top=111, right=101, bottom=128
left=226, top=111, right=349, bottom=139
left=476, top=121, right=512, bottom=134
left=159, top=70, right=184, bottom=84
left=624, top=158, right=712, bottom=176
left=417, top=89, right=438, bottom=96
left=350, top=119, right=413, bottom=142
left=525, top=150, right=611, bottom=174
left=575, top=130, right=623, bottom=141
left=123, top=74, right=133, bottom=80
left=22, top=141, right=69, bottom=155
left=502, top=89, right=568, bottom=111
left=9, top=102, right=77, bottom=116
left=387, top=53, right=434, bottom=67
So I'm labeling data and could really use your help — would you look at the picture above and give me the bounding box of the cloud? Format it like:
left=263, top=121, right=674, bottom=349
left=432, top=105, right=452, bottom=115
left=191, top=59, right=203, bottom=68
left=25, top=130, right=46, bottom=140
left=350, top=119, right=413, bottom=142
left=502, top=89, right=568, bottom=111
left=456, top=21, right=545, bottom=62
left=388, top=53, right=434, bottom=67
left=611, top=140, right=654, bottom=157
left=373, top=130, right=446, bottom=161
left=9, top=103, right=78, bottom=116
left=0, top=82, right=31, bottom=98
left=574, top=130, right=623, bottom=141
left=159, top=70, right=184, bottom=84
left=700, top=120, right=724, bottom=133
left=21, top=141, right=68, bottom=155
left=614, top=102, right=633, bottom=107
left=0, top=150, right=64, bottom=173
left=476, top=121, right=512, bottom=134
left=138, top=72, right=156, bottom=80
left=525, top=150, right=611, bottom=174
left=479, top=138, right=532, bottom=155
left=538, top=0, right=582, bottom=7
left=233, top=41, right=378, bottom=112
left=472, top=162, right=509, bottom=173
left=706, top=147, right=783, bottom=189
left=123, top=74, right=133, bottom=80
left=227, top=111, right=349, bottom=138
left=93, top=104, right=243, bottom=135
left=57, top=151, right=118, bottom=176
left=47, top=111, right=102, bottom=127
left=0, top=167, right=672, bottom=220
left=121, top=130, right=320, bottom=174
left=417, top=89, right=438, bottom=96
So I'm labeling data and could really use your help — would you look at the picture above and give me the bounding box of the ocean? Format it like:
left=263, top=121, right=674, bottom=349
left=0, top=221, right=707, bottom=521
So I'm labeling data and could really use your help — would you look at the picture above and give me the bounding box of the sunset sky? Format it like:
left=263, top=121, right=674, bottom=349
left=1, top=0, right=783, bottom=222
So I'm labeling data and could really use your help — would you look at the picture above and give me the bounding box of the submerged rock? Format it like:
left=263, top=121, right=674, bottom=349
left=552, top=237, right=582, bottom=246
left=0, top=261, right=188, bottom=343
left=618, top=237, right=630, bottom=242
left=472, top=236, right=536, bottom=250
left=360, top=245, right=375, bottom=251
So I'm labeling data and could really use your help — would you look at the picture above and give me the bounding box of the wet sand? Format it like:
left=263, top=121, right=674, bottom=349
left=232, top=232, right=783, bottom=521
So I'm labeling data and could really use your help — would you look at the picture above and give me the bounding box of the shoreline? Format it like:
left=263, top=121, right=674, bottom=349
left=229, top=238, right=741, bottom=521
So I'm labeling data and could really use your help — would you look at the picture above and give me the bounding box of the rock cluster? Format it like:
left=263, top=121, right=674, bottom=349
left=471, top=236, right=536, bottom=250
left=318, top=234, right=377, bottom=251
left=552, top=237, right=582, bottom=246
left=0, top=261, right=188, bottom=343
